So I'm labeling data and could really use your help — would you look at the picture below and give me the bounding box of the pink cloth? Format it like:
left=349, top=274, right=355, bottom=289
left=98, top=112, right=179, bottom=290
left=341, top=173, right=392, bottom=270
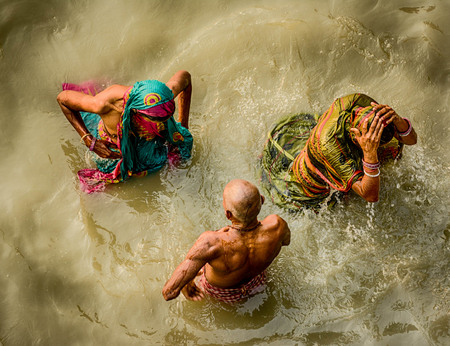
left=131, top=113, right=165, bottom=140
left=62, top=81, right=103, bottom=95
left=199, top=269, right=267, bottom=303
left=138, top=99, right=175, bottom=118
left=63, top=81, right=183, bottom=193
left=77, top=158, right=123, bottom=193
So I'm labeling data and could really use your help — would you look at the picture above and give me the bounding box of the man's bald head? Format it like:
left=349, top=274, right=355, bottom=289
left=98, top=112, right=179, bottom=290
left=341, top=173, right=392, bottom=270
left=223, top=179, right=263, bottom=225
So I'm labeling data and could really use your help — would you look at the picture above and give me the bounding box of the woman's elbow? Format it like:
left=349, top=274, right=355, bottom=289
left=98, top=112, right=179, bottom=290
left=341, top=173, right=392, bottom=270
left=399, top=130, right=418, bottom=145
left=181, top=70, right=191, bottom=80
left=162, top=286, right=178, bottom=301
left=364, top=195, right=379, bottom=203
left=178, top=70, right=191, bottom=87
left=359, top=189, right=379, bottom=202
left=56, top=91, right=67, bottom=105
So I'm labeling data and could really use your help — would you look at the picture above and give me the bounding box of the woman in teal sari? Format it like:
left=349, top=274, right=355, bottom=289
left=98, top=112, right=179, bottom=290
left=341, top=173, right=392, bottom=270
left=57, top=70, right=193, bottom=193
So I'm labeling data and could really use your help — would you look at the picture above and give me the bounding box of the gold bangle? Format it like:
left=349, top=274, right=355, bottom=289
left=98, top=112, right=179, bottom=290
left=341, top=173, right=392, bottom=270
left=80, top=133, right=92, bottom=143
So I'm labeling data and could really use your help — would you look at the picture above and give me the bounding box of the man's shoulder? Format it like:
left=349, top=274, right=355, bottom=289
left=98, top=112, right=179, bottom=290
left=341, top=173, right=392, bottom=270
left=198, top=228, right=229, bottom=243
left=262, top=214, right=286, bottom=226
left=194, top=229, right=232, bottom=259
left=262, top=215, right=289, bottom=237
left=197, top=227, right=243, bottom=251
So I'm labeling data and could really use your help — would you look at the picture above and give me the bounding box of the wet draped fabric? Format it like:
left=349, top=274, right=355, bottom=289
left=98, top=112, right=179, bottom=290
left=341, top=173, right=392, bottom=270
left=261, top=93, right=403, bottom=211
left=261, top=113, right=320, bottom=210
left=197, top=267, right=267, bottom=304
left=62, top=80, right=193, bottom=193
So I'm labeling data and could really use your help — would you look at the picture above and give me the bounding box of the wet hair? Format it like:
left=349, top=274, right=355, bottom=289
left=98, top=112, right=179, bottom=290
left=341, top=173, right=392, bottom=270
left=366, top=118, right=395, bottom=145
left=380, top=123, right=395, bottom=145
left=350, top=115, right=396, bottom=146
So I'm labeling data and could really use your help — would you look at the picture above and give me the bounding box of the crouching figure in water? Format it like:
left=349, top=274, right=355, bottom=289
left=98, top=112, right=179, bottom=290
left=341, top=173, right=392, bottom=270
left=163, top=179, right=291, bottom=304
left=57, top=70, right=193, bottom=193
left=261, top=93, right=417, bottom=211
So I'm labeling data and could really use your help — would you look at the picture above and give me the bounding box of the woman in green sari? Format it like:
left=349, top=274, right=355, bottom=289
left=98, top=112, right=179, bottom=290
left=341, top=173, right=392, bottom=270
left=261, top=93, right=417, bottom=211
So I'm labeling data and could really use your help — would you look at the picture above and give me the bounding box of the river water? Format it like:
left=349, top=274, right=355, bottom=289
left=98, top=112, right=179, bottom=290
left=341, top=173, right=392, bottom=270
left=0, top=0, right=449, bottom=345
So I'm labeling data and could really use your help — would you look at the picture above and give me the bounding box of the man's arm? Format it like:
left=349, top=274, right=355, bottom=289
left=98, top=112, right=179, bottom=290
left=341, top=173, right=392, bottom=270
left=162, top=231, right=219, bottom=301
left=165, top=70, right=191, bottom=129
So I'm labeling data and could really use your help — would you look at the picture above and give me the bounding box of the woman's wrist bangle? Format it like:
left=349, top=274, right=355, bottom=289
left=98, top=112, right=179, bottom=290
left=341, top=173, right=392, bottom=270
left=362, top=160, right=380, bottom=170
left=80, top=133, right=93, bottom=143
left=364, top=169, right=380, bottom=178
left=89, top=137, right=97, bottom=151
left=398, top=118, right=412, bottom=137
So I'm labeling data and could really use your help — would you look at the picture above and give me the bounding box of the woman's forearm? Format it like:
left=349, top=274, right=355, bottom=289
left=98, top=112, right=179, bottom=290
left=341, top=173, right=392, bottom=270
left=177, top=82, right=192, bottom=129
left=352, top=153, right=381, bottom=202
left=57, top=92, right=91, bottom=144
left=393, top=117, right=417, bottom=145
left=352, top=174, right=380, bottom=202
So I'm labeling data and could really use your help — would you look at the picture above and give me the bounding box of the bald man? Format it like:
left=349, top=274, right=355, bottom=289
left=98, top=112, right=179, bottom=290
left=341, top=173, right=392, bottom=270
left=162, top=179, right=291, bottom=303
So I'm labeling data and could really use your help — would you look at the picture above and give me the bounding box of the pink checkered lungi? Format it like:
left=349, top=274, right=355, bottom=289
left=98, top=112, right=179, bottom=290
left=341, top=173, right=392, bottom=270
left=199, top=269, right=267, bottom=303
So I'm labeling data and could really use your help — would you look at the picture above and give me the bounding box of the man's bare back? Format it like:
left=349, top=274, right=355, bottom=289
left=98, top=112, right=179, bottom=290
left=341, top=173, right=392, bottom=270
left=203, top=214, right=289, bottom=288
left=162, top=179, right=290, bottom=302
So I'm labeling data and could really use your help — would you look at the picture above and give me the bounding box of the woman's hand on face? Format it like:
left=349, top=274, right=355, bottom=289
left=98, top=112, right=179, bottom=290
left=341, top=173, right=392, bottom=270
left=350, top=115, right=384, bottom=157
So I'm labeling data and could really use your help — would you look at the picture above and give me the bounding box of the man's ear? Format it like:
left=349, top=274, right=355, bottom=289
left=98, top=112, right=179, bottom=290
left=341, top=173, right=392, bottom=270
left=225, top=210, right=233, bottom=220
left=261, top=195, right=265, bottom=205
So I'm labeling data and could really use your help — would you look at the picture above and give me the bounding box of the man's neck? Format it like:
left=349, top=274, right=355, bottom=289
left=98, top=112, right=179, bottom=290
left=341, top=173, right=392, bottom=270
left=230, top=219, right=261, bottom=232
